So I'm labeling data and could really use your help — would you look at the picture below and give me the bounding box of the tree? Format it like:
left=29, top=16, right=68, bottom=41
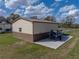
left=60, top=15, right=76, bottom=28
left=0, top=16, right=6, bottom=22
left=65, top=15, right=75, bottom=26
left=59, top=19, right=66, bottom=28
left=44, top=16, right=56, bottom=22
left=30, top=16, right=38, bottom=19
left=7, top=13, right=21, bottom=23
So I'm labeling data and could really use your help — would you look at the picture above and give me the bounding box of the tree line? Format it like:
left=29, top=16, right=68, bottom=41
left=0, top=13, right=56, bottom=24
left=0, top=13, right=78, bottom=28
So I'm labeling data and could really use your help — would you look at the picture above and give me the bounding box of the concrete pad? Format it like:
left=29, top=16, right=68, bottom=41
left=34, top=36, right=72, bottom=49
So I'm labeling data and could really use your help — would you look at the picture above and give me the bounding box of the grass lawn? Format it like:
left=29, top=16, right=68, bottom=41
left=0, top=29, right=79, bottom=59
left=66, top=40, right=79, bottom=59
left=0, top=33, right=19, bottom=46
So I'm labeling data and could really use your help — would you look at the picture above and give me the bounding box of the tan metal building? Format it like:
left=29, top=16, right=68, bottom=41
left=12, top=19, right=58, bottom=42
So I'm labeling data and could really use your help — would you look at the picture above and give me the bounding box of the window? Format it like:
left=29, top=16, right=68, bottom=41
left=0, top=22, right=2, bottom=23
left=0, top=28, right=2, bottom=30
left=19, top=28, right=22, bottom=32
left=5, top=29, right=11, bottom=32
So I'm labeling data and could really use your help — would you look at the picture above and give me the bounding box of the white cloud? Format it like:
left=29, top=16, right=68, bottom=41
left=68, top=9, right=79, bottom=15
left=54, top=0, right=69, bottom=2
left=0, top=0, right=2, bottom=2
left=24, top=2, right=53, bottom=18
left=26, top=0, right=39, bottom=5
left=59, top=5, right=76, bottom=13
left=57, top=5, right=79, bottom=19
left=5, top=0, right=18, bottom=9
left=14, top=8, right=25, bottom=16
left=0, top=0, right=4, bottom=7
left=4, top=0, right=26, bottom=9
left=55, top=0, right=62, bottom=2
left=0, top=9, right=6, bottom=16
left=4, top=0, right=39, bottom=9
left=4, top=0, right=53, bottom=18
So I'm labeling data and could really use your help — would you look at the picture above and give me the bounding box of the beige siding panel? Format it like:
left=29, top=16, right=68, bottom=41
left=33, top=22, right=58, bottom=34
left=12, top=19, right=33, bottom=34
left=49, top=24, right=58, bottom=30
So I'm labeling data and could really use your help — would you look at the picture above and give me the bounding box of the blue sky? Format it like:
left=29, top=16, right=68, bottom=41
left=0, top=0, right=79, bottom=23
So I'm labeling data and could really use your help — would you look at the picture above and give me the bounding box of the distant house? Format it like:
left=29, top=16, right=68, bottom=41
left=12, top=18, right=58, bottom=42
left=0, top=17, right=11, bottom=33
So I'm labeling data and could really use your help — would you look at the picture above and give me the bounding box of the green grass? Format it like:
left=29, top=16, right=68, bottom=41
left=0, top=33, right=19, bottom=46
left=16, top=44, right=49, bottom=56
left=65, top=40, right=79, bottom=59
left=14, top=29, right=79, bottom=59
left=63, top=29, right=72, bottom=35
left=0, top=29, right=79, bottom=59
left=16, top=44, right=43, bottom=54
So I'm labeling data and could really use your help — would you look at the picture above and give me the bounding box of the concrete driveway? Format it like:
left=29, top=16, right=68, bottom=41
left=34, top=36, right=72, bottom=49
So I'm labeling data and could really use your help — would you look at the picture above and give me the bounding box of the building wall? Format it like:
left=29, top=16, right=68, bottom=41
left=12, top=19, right=58, bottom=42
left=0, top=23, right=11, bottom=32
left=33, top=22, right=58, bottom=34
left=13, top=32, right=33, bottom=42
left=3, top=24, right=11, bottom=30
left=12, top=19, right=33, bottom=34
left=33, top=22, right=58, bottom=41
